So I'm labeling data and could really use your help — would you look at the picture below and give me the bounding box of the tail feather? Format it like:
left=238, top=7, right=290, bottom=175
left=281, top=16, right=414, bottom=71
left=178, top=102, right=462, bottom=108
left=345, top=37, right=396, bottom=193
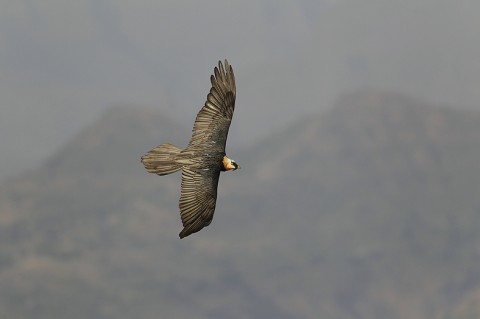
left=141, top=143, right=183, bottom=175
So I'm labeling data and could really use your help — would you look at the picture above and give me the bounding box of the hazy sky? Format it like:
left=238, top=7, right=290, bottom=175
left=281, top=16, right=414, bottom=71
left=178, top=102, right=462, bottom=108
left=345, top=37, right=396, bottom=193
left=1, top=0, right=480, bottom=180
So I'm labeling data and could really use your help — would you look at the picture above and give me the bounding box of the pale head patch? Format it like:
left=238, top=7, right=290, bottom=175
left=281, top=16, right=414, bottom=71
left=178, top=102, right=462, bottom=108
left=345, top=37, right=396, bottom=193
left=223, top=156, right=238, bottom=170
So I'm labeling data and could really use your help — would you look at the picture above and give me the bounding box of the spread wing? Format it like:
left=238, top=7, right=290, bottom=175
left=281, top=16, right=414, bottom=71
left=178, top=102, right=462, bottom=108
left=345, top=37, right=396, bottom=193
left=178, top=168, right=220, bottom=238
left=188, top=60, right=236, bottom=151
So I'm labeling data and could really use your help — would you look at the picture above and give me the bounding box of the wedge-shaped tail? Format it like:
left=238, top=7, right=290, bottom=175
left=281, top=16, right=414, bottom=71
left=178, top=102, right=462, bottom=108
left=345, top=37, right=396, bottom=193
left=141, top=143, right=183, bottom=175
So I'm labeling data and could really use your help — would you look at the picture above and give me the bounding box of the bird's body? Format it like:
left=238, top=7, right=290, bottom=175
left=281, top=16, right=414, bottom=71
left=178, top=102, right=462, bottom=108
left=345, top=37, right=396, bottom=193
left=141, top=60, right=239, bottom=238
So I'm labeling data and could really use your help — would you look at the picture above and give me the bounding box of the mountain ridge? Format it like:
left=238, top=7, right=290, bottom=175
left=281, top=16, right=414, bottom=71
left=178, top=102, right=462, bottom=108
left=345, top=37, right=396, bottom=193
left=1, top=91, right=480, bottom=318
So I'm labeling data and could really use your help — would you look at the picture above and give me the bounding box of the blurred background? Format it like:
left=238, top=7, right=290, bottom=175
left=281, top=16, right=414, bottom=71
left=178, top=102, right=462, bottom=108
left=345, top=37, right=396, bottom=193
left=1, top=1, right=480, bottom=318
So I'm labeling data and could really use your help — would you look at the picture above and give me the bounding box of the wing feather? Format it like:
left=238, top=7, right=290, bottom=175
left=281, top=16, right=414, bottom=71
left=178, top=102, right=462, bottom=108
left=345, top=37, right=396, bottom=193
left=178, top=168, right=220, bottom=238
left=188, top=60, right=236, bottom=150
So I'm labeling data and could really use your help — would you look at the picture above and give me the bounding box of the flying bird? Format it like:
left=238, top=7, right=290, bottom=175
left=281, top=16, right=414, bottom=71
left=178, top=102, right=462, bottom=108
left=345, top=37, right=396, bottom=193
left=141, top=60, right=240, bottom=238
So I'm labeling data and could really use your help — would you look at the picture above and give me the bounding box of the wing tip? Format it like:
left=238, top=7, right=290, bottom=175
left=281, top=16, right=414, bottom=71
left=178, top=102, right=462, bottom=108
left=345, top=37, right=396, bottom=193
left=217, top=59, right=232, bottom=74
left=178, top=224, right=200, bottom=239
left=212, top=59, right=235, bottom=93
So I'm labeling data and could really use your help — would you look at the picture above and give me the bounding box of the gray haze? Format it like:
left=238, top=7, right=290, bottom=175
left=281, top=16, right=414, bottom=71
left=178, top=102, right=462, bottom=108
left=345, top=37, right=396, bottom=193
left=2, top=1, right=480, bottom=318
left=2, top=0, right=480, bottom=180
left=2, top=93, right=480, bottom=319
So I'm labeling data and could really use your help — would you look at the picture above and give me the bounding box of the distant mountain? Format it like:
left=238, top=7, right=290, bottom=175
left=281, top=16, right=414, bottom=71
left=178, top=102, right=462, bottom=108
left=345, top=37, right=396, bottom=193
left=1, top=92, right=480, bottom=319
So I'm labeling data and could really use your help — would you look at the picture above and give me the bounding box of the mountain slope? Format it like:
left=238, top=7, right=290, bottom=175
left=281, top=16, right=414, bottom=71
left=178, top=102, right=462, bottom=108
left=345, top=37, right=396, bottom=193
left=1, top=92, right=480, bottom=319
left=232, top=92, right=480, bottom=318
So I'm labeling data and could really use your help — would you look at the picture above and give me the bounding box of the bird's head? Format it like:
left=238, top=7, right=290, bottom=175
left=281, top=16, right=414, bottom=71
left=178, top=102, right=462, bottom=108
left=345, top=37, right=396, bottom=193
left=223, top=156, right=240, bottom=171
